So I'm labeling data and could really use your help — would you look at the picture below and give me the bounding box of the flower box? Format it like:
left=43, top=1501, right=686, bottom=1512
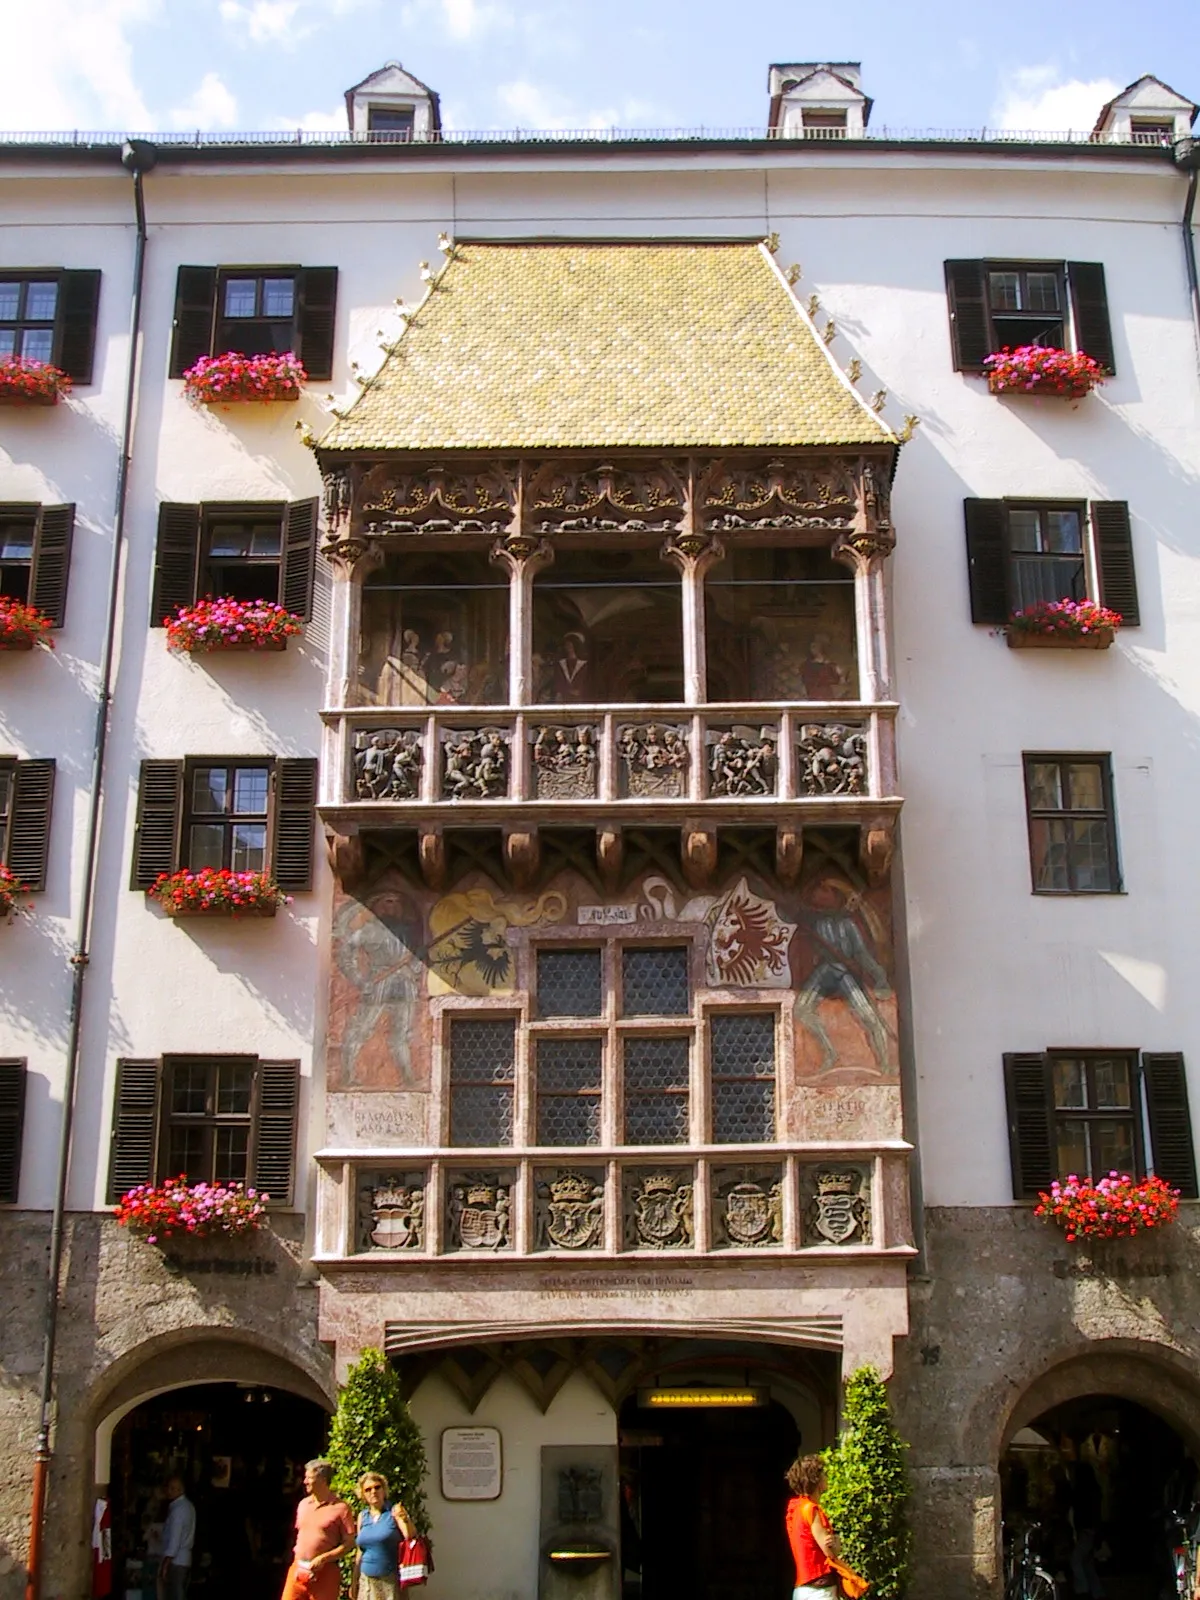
left=1008, top=628, right=1114, bottom=651
left=984, top=345, right=1107, bottom=399
left=0, top=633, right=35, bottom=652
left=149, top=868, right=291, bottom=918
left=165, top=598, right=302, bottom=654
left=0, top=359, right=71, bottom=406
left=0, top=865, right=30, bottom=922
left=115, top=1176, right=270, bottom=1242
left=0, top=598, right=55, bottom=651
left=183, top=351, right=306, bottom=404
left=1006, top=599, right=1121, bottom=649
left=1036, top=1172, right=1179, bottom=1242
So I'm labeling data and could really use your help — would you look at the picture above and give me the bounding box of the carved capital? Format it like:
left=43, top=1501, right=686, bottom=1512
left=659, top=530, right=725, bottom=576
left=834, top=459, right=895, bottom=572
left=489, top=532, right=555, bottom=578
left=324, top=828, right=364, bottom=890
left=832, top=525, right=896, bottom=573
left=321, top=535, right=385, bottom=580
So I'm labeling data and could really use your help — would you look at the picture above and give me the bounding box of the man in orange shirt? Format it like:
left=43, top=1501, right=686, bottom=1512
left=281, top=1461, right=356, bottom=1600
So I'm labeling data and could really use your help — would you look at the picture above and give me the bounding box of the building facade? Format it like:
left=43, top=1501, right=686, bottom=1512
left=0, top=59, right=1198, bottom=1600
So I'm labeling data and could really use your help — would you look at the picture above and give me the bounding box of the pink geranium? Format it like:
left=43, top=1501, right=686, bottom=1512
left=1008, top=598, right=1121, bottom=638
left=0, top=358, right=71, bottom=404
left=149, top=867, right=291, bottom=916
left=1036, top=1172, right=1179, bottom=1242
left=985, top=345, right=1107, bottom=398
left=115, top=1175, right=269, bottom=1241
left=165, top=597, right=303, bottom=653
left=183, top=351, right=305, bottom=403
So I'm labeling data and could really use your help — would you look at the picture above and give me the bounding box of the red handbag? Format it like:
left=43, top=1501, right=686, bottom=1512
left=398, top=1536, right=432, bottom=1589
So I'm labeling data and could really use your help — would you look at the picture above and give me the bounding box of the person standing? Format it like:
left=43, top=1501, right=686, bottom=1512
left=282, top=1461, right=355, bottom=1600
left=159, top=1477, right=196, bottom=1600
left=353, top=1474, right=412, bottom=1600
left=785, top=1454, right=862, bottom=1599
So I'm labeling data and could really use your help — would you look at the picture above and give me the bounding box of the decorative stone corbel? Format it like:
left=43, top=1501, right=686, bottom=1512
left=596, top=827, right=623, bottom=892
left=418, top=827, right=446, bottom=891
left=832, top=459, right=895, bottom=574
left=682, top=825, right=718, bottom=890
left=504, top=828, right=540, bottom=891
left=859, top=820, right=895, bottom=888
left=776, top=827, right=803, bottom=888
left=321, top=534, right=385, bottom=580
left=488, top=530, right=554, bottom=577
left=324, top=828, right=364, bottom=890
left=659, top=528, right=725, bottom=576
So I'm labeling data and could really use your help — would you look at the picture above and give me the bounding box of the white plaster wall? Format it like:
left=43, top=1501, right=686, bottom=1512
left=407, top=1369, right=616, bottom=1600
left=1, top=143, right=1197, bottom=1214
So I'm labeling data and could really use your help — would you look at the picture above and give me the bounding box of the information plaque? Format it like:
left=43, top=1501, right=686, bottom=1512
left=441, top=1425, right=502, bottom=1500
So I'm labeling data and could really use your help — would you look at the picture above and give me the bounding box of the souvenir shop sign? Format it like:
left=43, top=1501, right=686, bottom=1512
left=441, top=1427, right=502, bottom=1501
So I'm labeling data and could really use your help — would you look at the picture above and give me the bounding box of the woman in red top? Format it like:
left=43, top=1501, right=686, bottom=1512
left=785, top=1454, right=842, bottom=1597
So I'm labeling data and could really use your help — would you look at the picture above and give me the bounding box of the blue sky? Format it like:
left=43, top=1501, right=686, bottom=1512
left=4, top=0, right=1199, bottom=136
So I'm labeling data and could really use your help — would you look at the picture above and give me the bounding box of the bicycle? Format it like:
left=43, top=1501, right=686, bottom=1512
left=1168, top=1506, right=1200, bottom=1599
left=1003, top=1522, right=1057, bottom=1600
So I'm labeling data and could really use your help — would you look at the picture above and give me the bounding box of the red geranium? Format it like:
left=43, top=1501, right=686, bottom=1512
left=0, top=358, right=71, bottom=404
left=115, top=1175, right=269, bottom=1242
left=149, top=867, right=291, bottom=916
left=985, top=346, right=1108, bottom=398
left=1035, top=1172, right=1179, bottom=1241
left=165, top=597, right=303, bottom=653
left=0, top=864, right=31, bottom=922
left=1008, top=598, right=1122, bottom=638
left=0, top=596, right=55, bottom=648
left=183, top=351, right=305, bottom=403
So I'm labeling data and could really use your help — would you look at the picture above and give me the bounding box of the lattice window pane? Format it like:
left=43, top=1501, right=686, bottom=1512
left=449, top=1018, right=515, bottom=1147
left=711, top=1013, right=776, bottom=1143
left=537, top=948, right=603, bottom=1018
left=623, top=947, right=689, bottom=1017
left=537, top=1037, right=603, bottom=1146
left=624, top=1036, right=690, bottom=1144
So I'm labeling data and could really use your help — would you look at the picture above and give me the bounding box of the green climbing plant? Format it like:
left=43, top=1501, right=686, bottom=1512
left=325, top=1346, right=430, bottom=1534
left=822, top=1364, right=912, bottom=1599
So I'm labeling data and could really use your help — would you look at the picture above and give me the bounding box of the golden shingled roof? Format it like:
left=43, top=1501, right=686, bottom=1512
left=319, top=240, right=894, bottom=453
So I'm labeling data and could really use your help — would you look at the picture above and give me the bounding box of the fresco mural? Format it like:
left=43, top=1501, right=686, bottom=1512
left=326, top=863, right=897, bottom=1096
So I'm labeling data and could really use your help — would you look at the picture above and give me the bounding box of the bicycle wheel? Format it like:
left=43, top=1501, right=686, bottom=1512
left=1023, top=1570, right=1056, bottom=1600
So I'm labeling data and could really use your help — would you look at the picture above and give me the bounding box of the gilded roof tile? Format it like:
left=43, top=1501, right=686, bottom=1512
left=319, top=240, right=894, bottom=452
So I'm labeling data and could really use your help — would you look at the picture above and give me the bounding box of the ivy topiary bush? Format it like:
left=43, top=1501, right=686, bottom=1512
left=822, top=1364, right=912, bottom=1599
left=325, top=1346, right=430, bottom=1534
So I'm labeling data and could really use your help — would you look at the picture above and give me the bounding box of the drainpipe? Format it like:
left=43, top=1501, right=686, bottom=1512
left=25, top=137, right=156, bottom=1600
left=1176, top=138, right=1200, bottom=381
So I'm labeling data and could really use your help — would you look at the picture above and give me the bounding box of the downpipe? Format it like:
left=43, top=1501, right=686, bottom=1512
left=24, top=137, right=156, bottom=1600
left=1176, top=139, right=1200, bottom=381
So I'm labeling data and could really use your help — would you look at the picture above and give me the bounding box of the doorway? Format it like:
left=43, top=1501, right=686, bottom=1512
left=109, top=1383, right=327, bottom=1600
left=619, top=1391, right=800, bottom=1600
left=1001, top=1394, right=1199, bottom=1600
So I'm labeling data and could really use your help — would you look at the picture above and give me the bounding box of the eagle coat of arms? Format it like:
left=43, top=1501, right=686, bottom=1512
left=631, top=1173, right=693, bottom=1249
left=544, top=1172, right=604, bottom=1250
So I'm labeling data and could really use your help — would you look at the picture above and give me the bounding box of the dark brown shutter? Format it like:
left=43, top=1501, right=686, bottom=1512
left=253, top=1060, right=300, bottom=1204
left=29, top=504, right=75, bottom=628
left=1142, top=1052, right=1198, bottom=1199
left=1067, top=261, right=1116, bottom=374
left=1091, top=501, right=1140, bottom=627
left=106, top=1058, right=162, bottom=1202
left=945, top=260, right=991, bottom=372
left=56, top=270, right=102, bottom=384
left=168, top=266, right=218, bottom=378
left=1004, top=1052, right=1055, bottom=1199
left=7, top=760, right=55, bottom=891
left=0, top=1059, right=27, bottom=1205
left=280, top=498, right=318, bottom=620
left=131, top=760, right=184, bottom=889
left=271, top=759, right=318, bottom=891
left=964, top=499, right=1010, bottom=624
left=150, top=503, right=201, bottom=625
left=296, top=267, right=338, bottom=382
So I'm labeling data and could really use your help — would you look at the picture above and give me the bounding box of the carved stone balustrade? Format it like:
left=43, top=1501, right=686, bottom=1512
left=314, top=1143, right=915, bottom=1262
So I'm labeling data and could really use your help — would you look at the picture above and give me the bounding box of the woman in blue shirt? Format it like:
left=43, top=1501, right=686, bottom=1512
left=353, top=1474, right=411, bottom=1600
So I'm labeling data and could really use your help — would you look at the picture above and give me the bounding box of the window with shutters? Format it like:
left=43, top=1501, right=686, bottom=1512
left=0, top=271, right=101, bottom=382
left=964, top=500, right=1139, bottom=628
left=0, top=757, right=56, bottom=891
left=0, top=1058, right=26, bottom=1204
left=0, top=509, right=36, bottom=603
left=1024, top=755, right=1120, bottom=894
left=168, top=265, right=338, bottom=381
left=945, top=259, right=1115, bottom=376
left=0, top=503, right=75, bottom=624
left=151, top=499, right=317, bottom=624
left=131, top=756, right=317, bottom=890
left=106, top=1055, right=300, bottom=1202
left=1004, top=1050, right=1198, bottom=1200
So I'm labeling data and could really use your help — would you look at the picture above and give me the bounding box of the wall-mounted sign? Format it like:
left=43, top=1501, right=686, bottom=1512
left=441, top=1426, right=502, bottom=1500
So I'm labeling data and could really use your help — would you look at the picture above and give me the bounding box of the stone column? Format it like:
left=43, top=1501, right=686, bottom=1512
left=490, top=531, right=554, bottom=706
left=661, top=529, right=725, bottom=707
left=320, top=465, right=382, bottom=711
left=834, top=461, right=896, bottom=704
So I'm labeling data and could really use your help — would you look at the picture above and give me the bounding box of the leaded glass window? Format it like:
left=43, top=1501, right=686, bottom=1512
left=622, top=947, right=689, bottom=1017
left=449, top=1018, right=516, bottom=1146
left=624, top=1036, right=690, bottom=1144
left=536, top=1037, right=602, bottom=1146
left=537, top=948, right=603, bottom=1018
left=710, top=1013, right=776, bottom=1143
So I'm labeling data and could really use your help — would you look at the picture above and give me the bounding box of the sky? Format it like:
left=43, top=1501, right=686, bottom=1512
left=0, top=0, right=1198, bottom=138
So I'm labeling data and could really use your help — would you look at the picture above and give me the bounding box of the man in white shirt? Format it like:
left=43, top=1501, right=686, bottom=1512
left=159, top=1477, right=196, bottom=1600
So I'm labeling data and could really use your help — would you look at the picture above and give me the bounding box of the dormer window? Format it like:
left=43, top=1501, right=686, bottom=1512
left=1129, top=118, right=1174, bottom=144
left=802, top=110, right=847, bottom=139
left=367, top=105, right=415, bottom=140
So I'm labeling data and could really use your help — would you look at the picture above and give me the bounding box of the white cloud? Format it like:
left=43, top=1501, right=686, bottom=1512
left=992, top=67, right=1121, bottom=135
left=400, top=0, right=512, bottom=42
left=492, top=79, right=659, bottom=132
left=271, top=106, right=347, bottom=132
left=218, top=0, right=304, bottom=43
left=166, top=72, right=240, bottom=130
left=0, top=0, right=157, bottom=131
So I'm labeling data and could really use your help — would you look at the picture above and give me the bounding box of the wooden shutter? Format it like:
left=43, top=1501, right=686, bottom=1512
left=168, top=266, right=218, bottom=379
left=964, top=499, right=1010, bottom=624
left=1004, top=1052, right=1055, bottom=1199
left=131, top=760, right=184, bottom=889
left=1142, top=1052, right=1198, bottom=1199
left=280, top=498, right=318, bottom=620
left=1067, top=261, right=1116, bottom=374
left=150, top=503, right=201, bottom=625
left=1091, top=501, right=1140, bottom=627
left=253, top=1059, right=300, bottom=1204
left=296, top=267, right=338, bottom=382
left=0, top=1059, right=26, bottom=1205
left=106, top=1058, right=162, bottom=1202
left=7, top=760, right=55, bottom=891
left=271, top=758, right=318, bottom=891
left=945, top=260, right=991, bottom=372
left=56, top=270, right=102, bottom=384
left=29, top=503, right=75, bottom=628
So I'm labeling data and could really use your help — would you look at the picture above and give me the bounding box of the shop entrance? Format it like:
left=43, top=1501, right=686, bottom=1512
left=1001, top=1394, right=1199, bottom=1600
left=109, top=1383, right=327, bottom=1600
left=619, top=1390, right=801, bottom=1600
